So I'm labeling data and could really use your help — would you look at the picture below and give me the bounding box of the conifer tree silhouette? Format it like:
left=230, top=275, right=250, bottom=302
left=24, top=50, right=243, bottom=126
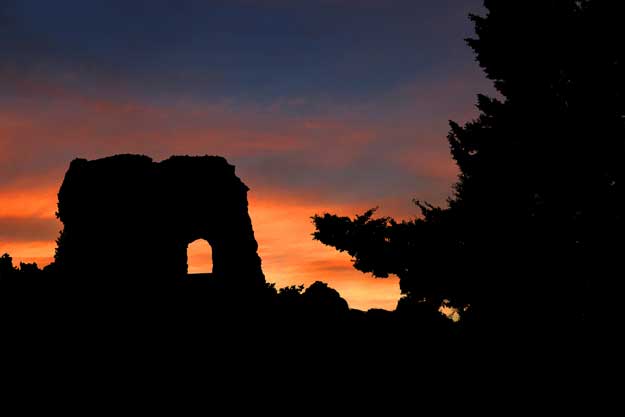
left=313, top=0, right=624, bottom=334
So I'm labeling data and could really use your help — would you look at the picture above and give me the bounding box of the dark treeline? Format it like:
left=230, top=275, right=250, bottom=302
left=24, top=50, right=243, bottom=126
left=0, top=252, right=454, bottom=341
left=0, top=250, right=464, bottom=391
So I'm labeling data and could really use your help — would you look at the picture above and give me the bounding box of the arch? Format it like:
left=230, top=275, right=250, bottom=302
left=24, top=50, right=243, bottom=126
left=54, top=154, right=265, bottom=288
left=187, top=239, right=213, bottom=275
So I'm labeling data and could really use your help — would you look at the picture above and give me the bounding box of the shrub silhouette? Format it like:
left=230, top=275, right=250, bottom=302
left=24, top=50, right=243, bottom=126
left=0, top=253, right=16, bottom=281
left=302, top=281, right=349, bottom=314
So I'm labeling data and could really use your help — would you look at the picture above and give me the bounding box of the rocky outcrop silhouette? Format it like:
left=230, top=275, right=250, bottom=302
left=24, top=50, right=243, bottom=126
left=53, top=154, right=265, bottom=289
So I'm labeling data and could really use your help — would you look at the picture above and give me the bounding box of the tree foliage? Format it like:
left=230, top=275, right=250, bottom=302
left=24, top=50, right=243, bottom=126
left=313, top=0, right=624, bottom=330
left=0, top=253, right=16, bottom=280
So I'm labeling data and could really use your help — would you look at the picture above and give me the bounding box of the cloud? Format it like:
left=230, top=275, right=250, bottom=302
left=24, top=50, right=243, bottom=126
left=1, top=0, right=487, bottom=106
left=0, top=217, right=60, bottom=242
left=0, top=184, right=58, bottom=218
left=0, top=69, right=480, bottom=211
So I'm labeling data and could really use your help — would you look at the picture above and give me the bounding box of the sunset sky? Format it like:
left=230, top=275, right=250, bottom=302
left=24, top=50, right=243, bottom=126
left=0, top=0, right=492, bottom=310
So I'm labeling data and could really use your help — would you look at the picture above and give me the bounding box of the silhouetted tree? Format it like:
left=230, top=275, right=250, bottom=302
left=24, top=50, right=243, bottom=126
left=278, top=284, right=305, bottom=297
left=313, top=205, right=467, bottom=309
left=19, top=262, right=41, bottom=275
left=0, top=253, right=16, bottom=280
left=314, top=0, right=624, bottom=334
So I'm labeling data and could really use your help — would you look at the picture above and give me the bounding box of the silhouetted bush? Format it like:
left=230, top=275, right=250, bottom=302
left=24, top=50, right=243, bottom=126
left=19, top=262, right=41, bottom=274
left=302, top=281, right=349, bottom=315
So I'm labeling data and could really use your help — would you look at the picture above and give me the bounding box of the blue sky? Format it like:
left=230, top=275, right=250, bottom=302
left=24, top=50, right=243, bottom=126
left=2, top=0, right=485, bottom=100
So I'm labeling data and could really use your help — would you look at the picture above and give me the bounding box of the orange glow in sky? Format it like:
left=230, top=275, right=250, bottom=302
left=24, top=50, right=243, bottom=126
left=187, top=239, right=213, bottom=274
left=1, top=183, right=401, bottom=310
left=248, top=194, right=401, bottom=310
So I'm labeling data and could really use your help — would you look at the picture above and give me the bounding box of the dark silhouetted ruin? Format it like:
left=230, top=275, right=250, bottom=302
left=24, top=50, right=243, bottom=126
left=52, top=154, right=265, bottom=290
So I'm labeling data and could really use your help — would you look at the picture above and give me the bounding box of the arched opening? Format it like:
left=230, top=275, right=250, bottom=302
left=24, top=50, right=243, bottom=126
left=187, top=239, right=213, bottom=275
